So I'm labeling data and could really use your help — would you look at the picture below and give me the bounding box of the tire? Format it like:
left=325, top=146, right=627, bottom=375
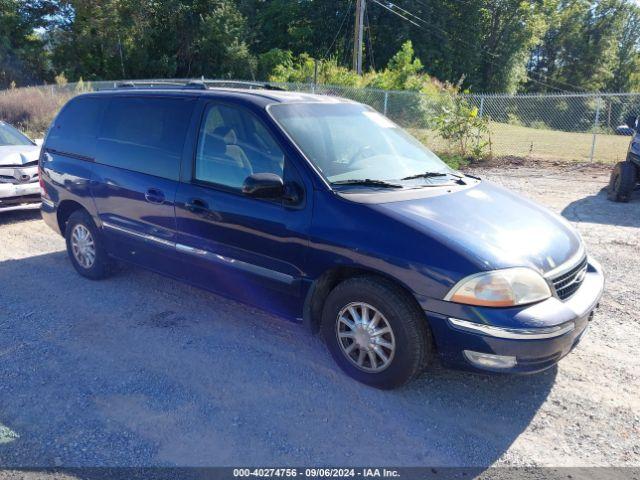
left=64, top=210, right=113, bottom=280
left=321, top=276, right=432, bottom=389
left=608, top=161, right=637, bottom=203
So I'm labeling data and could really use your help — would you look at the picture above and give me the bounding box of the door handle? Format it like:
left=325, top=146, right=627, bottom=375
left=185, top=198, right=209, bottom=214
left=144, top=188, right=165, bottom=204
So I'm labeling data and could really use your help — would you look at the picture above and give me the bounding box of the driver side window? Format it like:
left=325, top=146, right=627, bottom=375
left=195, top=103, right=285, bottom=190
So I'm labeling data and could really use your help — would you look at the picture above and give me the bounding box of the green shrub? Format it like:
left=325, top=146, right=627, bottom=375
left=434, top=94, right=490, bottom=160
left=268, top=41, right=456, bottom=129
left=506, top=112, right=523, bottom=126
left=438, top=152, right=471, bottom=170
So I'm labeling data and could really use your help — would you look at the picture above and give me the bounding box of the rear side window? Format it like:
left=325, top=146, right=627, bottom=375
left=47, top=96, right=106, bottom=158
left=96, top=96, right=195, bottom=180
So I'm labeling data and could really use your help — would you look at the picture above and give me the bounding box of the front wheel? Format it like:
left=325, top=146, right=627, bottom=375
left=321, top=277, right=432, bottom=389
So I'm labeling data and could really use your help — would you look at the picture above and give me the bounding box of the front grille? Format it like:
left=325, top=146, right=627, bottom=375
left=0, top=175, right=38, bottom=184
left=0, top=194, right=41, bottom=206
left=551, top=256, right=588, bottom=300
left=0, top=165, right=38, bottom=184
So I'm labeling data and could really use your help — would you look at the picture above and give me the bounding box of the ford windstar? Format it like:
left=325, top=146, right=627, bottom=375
left=40, top=82, right=604, bottom=388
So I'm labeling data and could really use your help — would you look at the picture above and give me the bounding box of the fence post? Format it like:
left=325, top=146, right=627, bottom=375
left=383, top=91, right=388, bottom=116
left=479, top=95, right=484, bottom=118
left=589, top=98, right=601, bottom=162
left=312, top=60, right=318, bottom=94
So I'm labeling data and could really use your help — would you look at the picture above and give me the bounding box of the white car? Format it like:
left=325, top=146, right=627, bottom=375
left=0, top=121, right=42, bottom=213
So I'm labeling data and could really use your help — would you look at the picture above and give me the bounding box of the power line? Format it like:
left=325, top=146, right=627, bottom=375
left=322, top=0, right=354, bottom=60
left=372, top=0, right=587, bottom=92
left=372, top=0, right=503, bottom=64
left=526, top=69, right=587, bottom=93
left=399, top=0, right=588, bottom=92
left=388, top=0, right=501, bottom=58
left=525, top=75, right=568, bottom=93
left=369, top=0, right=471, bottom=74
left=386, top=1, right=430, bottom=25
left=410, top=0, right=479, bottom=11
left=365, top=3, right=376, bottom=71
left=370, top=0, right=422, bottom=28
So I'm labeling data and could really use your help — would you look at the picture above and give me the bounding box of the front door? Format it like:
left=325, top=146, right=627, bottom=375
left=174, top=100, right=312, bottom=318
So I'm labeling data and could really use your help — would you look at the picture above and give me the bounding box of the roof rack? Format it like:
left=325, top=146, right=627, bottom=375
left=115, top=80, right=196, bottom=89
left=114, top=79, right=285, bottom=91
left=196, top=80, right=286, bottom=91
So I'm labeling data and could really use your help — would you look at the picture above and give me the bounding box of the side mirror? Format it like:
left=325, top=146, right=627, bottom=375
left=242, top=173, right=284, bottom=199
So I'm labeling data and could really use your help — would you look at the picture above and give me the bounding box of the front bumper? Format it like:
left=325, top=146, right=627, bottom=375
left=0, top=181, right=40, bottom=212
left=426, top=257, right=605, bottom=374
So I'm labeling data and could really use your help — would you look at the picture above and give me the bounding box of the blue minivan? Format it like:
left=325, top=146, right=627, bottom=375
left=40, top=83, right=604, bottom=389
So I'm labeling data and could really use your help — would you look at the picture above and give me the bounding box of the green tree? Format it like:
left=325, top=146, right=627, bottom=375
left=608, top=2, right=640, bottom=92
left=50, top=0, right=256, bottom=81
left=526, top=0, right=638, bottom=92
left=49, top=0, right=125, bottom=80
left=475, top=0, right=549, bottom=92
left=3, top=0, right=639, bottom=93
left=267, top=41, right=444, bottom=93
left=0, top=0, right=55, bottom=87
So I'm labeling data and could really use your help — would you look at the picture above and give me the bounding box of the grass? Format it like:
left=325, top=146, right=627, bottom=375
left=0, top=86, right=74, bottom=138
left=410, top=122, right=632, bottom=165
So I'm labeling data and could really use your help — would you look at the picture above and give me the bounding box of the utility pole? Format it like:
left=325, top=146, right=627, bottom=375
left=117, top=33, right=126, bottom=79
left=353, top=0, right=365, bottom=75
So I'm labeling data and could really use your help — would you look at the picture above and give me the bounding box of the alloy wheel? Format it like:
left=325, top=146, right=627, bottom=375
left=335, top=302, right=396, bottom=373
left=71, top=224, right=96, bottom=269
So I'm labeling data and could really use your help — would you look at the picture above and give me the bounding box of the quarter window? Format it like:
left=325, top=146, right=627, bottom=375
left=195, top=103, right=285, bottom=189
left=97, top=96, right=195, bottom=180
left=47, top=96, right=107, bottom=158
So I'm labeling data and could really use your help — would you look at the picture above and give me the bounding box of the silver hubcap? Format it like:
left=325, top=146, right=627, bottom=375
left=336, top=302, right=396, bottom=373
left=71, top=224, right=96, bottom=269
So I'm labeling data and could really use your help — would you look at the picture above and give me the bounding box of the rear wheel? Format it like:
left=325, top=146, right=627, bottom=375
left=608, top=161, right=637, bottom=202
left=65, top=210, right=113, bottom=280
left=321, top=276, right=431, bottom=389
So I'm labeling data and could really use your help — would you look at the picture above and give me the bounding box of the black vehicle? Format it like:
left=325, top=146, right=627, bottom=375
left=608, top=114, right=640, bottom=202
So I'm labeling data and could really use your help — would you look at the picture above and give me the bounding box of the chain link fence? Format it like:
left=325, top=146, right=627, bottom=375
left=1, top=79, right=638, bottom=164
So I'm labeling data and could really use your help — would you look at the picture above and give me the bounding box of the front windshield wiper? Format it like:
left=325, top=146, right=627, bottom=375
left=401, top=171, right=463, bottom=181
left=331, top=179, right=403, bottom=189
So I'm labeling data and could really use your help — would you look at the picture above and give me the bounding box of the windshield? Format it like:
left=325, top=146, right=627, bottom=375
left=269, top=102, right=454, bottom=187
left=0, top=122, right=34, bottom=147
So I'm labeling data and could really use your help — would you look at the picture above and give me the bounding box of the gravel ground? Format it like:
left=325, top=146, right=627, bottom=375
left=0, top=164, right=638, bottom=470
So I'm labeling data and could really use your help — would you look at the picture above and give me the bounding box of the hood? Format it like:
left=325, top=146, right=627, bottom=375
left=375, top=180, right=582, bottom=275
left=0, top=145, right=41, bottom=166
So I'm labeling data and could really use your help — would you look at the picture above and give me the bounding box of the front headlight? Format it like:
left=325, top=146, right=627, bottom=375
left=445, top=268, right=552, bottom=307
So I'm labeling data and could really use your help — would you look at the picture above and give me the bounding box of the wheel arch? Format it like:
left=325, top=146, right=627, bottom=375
left=56, top=199, right=89, bottom=235
left=302, top=265, right=426, bottom=334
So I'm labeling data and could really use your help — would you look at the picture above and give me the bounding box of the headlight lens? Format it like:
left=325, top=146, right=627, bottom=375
left=447, top=268, right=552, bottom=307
